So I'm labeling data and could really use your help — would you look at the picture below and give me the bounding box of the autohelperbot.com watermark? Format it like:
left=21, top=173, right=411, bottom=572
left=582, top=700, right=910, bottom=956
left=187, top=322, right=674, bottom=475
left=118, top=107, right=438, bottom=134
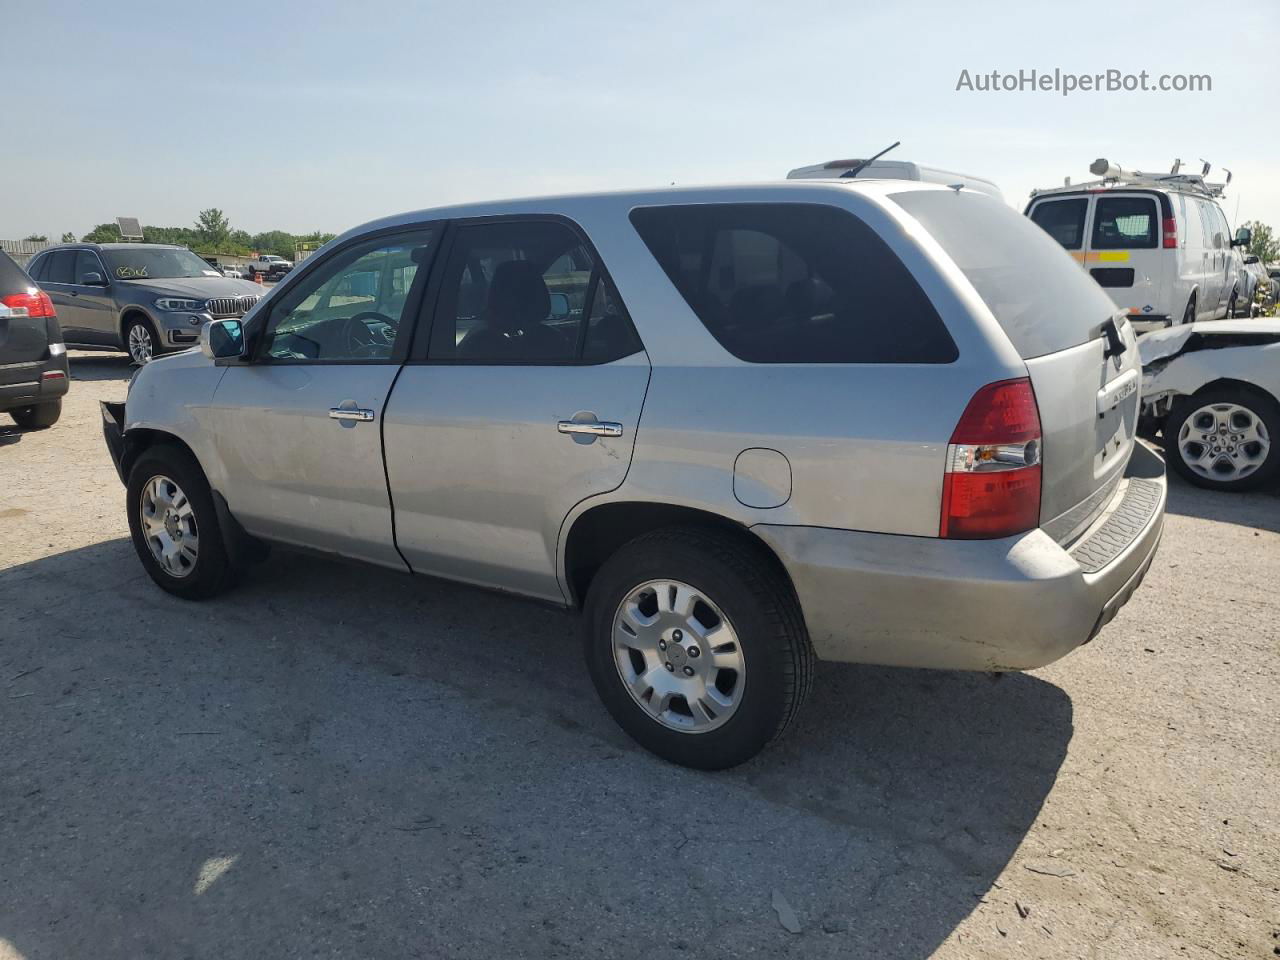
left=955, top=68, right=1211, bottom=97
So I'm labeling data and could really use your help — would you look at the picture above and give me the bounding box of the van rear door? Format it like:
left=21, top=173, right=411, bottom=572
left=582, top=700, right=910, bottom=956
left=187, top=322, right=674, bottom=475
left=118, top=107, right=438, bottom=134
left=894, top=189, right=1141, bottom=544
left=1086, top=191, right=1166, bottom=325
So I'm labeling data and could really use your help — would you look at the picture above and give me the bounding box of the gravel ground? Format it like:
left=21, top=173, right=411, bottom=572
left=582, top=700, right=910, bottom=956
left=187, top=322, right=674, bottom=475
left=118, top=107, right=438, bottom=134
left=1, top=353, right=1277, bottom=960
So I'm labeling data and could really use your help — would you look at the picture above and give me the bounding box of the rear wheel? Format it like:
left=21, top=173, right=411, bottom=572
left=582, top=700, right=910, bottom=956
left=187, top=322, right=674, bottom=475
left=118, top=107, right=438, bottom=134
left=124, top=315, right=159, bottom=365
left=127, top=445, right=237, bottom=598
left=9, top=400, right=61, bottom=430
left=1228, top=291, right=1239, bottom=318
left=1165, top=387, right=1280, bottom=491
left=1181, top=296, right=1196, bottom=326
left=583, top=528, right=813, bottom=770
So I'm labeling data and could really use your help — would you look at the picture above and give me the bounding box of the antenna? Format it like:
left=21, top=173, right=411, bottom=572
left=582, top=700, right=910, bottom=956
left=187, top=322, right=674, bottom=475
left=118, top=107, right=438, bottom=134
left=839, top=141, right=901, bottom=179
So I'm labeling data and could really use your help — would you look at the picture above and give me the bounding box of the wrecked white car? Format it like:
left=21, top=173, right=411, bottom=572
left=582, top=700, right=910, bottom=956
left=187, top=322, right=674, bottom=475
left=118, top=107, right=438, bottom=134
left=1140, top=320, right=1280, bottom=490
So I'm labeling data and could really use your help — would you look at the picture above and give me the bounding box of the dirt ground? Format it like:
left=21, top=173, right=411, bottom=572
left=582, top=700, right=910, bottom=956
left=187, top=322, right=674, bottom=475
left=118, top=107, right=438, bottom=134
left=1, top=352, right=1277, bottom=960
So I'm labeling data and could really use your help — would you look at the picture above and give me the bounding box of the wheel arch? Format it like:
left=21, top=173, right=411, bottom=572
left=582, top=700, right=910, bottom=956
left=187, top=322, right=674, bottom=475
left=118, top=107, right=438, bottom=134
left=1189, top=377, right=1279, bottom=407
left=119, top=306, right=157, bottom=346
left=119, top=427, right=205, bottom=487
left=560, top=500, right=798, bottom=610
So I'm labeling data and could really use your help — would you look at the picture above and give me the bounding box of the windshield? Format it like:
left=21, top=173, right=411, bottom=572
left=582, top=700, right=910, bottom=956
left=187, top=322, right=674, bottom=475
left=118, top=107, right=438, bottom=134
left=100, top=248, right=221, bottom=281
left=892, top=189, right=1118, bottom=359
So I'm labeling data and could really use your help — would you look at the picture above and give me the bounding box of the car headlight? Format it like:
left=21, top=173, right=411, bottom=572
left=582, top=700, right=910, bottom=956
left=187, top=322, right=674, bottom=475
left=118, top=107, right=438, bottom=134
left=154, top=298, right=204, bottom=312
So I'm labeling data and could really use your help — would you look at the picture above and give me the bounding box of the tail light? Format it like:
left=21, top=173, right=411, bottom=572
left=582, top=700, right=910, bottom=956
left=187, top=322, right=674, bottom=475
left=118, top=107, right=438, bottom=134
left=1, top=289, right=56, bottom=318
left=940, top=378, right=1042, bottom=539
left=1162, top=216, right=1178, bottom=249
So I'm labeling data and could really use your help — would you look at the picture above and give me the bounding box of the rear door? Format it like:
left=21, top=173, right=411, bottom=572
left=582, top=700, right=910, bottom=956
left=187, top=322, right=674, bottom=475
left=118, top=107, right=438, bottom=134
left=897, top=190, right=1141, bottom=543
left=39, top=251, right=88, bottom=339
left=1086, top=192, right=1163, bottom=320
left=383, top=217, right=650, bottom=603
left=206, top=227, right=439, bottom=568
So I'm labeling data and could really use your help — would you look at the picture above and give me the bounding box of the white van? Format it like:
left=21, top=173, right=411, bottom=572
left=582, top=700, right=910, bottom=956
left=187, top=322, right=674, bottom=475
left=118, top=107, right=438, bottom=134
left=1025, top=163, right=1250, bottom=332
left=787, top=159, right=1004, bottom=200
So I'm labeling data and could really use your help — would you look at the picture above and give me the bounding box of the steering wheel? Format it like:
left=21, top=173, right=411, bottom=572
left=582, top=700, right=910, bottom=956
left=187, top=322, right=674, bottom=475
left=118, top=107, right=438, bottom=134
left=337, top=311, right=396, bottom=356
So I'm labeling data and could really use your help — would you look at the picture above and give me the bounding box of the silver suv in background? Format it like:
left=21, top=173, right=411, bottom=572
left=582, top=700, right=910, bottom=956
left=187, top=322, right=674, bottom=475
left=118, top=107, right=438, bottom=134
left=26, top=243, right=264, bottom=363
left=101, top=181, right=1166, bottom=768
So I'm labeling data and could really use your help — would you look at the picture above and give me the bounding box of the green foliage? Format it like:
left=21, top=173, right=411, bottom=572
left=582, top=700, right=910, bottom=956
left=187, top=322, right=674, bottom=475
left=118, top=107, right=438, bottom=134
left=23, top=233, right=48, bottom=242
left=76, top=210, right=334, bottom=259
left=60, top=232, right=76, bottom=243
left=1242, top=220, right=1278, bottom=265
left=196, top=208, right=231, bottom=247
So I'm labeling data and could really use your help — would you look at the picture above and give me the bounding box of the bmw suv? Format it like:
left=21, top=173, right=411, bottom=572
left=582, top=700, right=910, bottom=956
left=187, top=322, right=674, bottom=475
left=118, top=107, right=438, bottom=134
left=26, top=243, right=264, bottom=364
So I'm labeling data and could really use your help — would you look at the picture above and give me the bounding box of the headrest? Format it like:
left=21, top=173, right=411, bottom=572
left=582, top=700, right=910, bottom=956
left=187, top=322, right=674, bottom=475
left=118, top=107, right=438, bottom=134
left=486, top=260, right=550, bottom=330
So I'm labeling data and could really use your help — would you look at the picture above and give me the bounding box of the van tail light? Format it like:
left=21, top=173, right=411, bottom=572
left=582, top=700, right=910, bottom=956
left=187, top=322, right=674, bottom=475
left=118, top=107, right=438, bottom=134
left=1, top=289, right=56, bottom=318
left=1162, top=216, right=1178, bottom=249
left=940, top=378, right=1042, bottom=539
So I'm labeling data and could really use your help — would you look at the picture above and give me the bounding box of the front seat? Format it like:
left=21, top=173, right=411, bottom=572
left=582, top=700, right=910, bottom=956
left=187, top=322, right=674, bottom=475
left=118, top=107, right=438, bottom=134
left=458, top=260, right=569, bottom=361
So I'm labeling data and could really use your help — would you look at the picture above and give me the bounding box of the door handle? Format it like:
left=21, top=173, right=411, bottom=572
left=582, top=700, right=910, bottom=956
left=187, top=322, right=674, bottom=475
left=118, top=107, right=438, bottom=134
left=558, top=419, right=623, bottom=438
left=329, top=407, right=375, bottom=422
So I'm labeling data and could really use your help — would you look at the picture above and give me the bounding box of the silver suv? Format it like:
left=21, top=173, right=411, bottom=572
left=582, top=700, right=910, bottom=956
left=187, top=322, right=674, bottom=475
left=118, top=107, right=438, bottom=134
left=101, top=181, right=1166, bottom=768
left=27, top=243, right=264, bottom=364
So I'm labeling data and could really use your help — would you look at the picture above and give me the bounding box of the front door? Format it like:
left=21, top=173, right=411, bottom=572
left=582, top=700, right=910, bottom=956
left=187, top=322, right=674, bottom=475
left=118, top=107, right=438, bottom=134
left=383, top=217, right=650, bottom=602
left=206, top=226, right=439, bottom=568
left=67, top=250, right=116, bottom=344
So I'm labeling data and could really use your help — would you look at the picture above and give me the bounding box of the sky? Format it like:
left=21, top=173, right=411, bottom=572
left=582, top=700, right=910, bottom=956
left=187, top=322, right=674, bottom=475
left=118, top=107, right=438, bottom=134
left=4, top=0, right=1278, bottom=239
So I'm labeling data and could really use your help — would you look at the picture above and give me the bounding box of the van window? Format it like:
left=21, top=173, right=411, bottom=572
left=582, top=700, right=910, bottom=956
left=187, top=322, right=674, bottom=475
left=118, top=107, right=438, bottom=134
left=1029, top=198, right=1088, bottom=249
left=629, top=203, right=956, bottom=363
left=894, top=189, right=1118, bottom=359
left=1091, top=196, right=1157, bottom=249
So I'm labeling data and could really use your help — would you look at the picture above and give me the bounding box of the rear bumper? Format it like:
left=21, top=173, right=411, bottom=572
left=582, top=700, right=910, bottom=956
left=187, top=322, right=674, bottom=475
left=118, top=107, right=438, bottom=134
left=754, top=442, right=1167, bottom=672
left=0, top=354, right=70, bottom=411
left=1129, top=314, right=1172, bottom=333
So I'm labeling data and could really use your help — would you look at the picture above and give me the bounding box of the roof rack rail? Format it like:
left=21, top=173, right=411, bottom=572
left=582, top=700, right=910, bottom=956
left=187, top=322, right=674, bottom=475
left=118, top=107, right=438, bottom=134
left=1030, top=158, right=1230, bottom=200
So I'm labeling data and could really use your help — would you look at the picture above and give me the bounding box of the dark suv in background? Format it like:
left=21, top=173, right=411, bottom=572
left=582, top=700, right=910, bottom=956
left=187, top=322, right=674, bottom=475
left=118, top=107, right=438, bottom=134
left=26, top=243, right=264, bottom=364
left=0, top=251, right=69, bottom=429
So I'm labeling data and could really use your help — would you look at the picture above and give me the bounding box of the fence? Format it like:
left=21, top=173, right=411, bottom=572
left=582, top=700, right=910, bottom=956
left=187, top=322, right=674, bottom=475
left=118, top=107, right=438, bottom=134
left=1, top=239, right=53, bottom=267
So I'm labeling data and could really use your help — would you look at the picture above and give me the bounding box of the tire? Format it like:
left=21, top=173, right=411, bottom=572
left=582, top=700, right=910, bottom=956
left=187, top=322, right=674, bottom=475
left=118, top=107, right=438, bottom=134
left=126, top=444, right=237, bottom=599
left=1227, top=292, right=1238, bottom=318
left=9, top=400, right=62, bottom=430
left=1181, top=296, right=1196, bottom=326
left=1164, top=386, right=1280, bottom=492
left=124, top=314, right=159, bottom=365
left=582, top=527, right=814, bottom=770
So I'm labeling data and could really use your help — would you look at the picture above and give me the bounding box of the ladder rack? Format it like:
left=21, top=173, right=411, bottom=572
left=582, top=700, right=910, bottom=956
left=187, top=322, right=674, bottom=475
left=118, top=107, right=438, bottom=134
left=1031, top=159, right=1230, bottom=200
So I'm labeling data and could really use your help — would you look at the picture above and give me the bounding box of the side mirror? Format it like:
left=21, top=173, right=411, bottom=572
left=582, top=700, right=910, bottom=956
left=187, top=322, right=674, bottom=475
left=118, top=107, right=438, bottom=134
left=1233, top=227, right=1252, bottom=247
left=80, top=272, right=105, bottom=286
left=547, top=292, right=571, bottom=320
left=200, top=318, right=245, bottom=362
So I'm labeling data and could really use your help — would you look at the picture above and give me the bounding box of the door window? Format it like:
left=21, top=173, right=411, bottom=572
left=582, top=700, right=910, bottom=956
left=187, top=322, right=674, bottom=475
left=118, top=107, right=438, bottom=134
left=73, top=250, right=104, bottom=284
left=426, top=219, right=641, bottom=364
left=258, top=229, right=436, bottom=362
left=1030, top=198, right=1089, bottom=249
left=1090, top=196, right=1157, bottom=249
left=45, top=251, right=76, bottom=285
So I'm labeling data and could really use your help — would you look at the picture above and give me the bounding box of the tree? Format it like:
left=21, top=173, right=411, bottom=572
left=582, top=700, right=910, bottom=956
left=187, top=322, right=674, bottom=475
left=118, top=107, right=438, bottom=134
left=82, top=223, right=122, bottom=243
left=1242, top=220, right=1278, bottom=265
left=60, top=232, right=76, bottom=243
left=23, top=233, right=47, bottom=242
left=195, top=208, right=231, bottom=248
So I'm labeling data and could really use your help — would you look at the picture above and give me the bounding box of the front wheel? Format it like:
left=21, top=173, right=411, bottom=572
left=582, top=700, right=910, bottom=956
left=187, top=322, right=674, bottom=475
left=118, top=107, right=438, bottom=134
left=1165, top=387, right=1280, bottom=491
left=10, top=400, right=61, bottom=430
left=124, top=315, right=159, bottom=365
left=127, top=445, right=237, bottom=599
left=583, top=528, right=813, bottom=770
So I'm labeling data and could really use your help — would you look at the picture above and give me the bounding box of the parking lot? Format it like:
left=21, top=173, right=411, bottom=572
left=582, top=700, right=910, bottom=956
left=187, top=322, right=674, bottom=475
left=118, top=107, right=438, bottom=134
left=0, top=353, right=1277, bottom=959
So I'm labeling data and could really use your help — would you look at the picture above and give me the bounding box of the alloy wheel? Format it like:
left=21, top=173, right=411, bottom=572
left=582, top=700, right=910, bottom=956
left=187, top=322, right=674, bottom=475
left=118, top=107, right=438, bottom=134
left=128, top=323, right=154, bottom=364
left=139, top=475, right=199, bottom=577
left=1177, top=401, right=1271, bottom=482
left=612, top=579, right=746, bottom=733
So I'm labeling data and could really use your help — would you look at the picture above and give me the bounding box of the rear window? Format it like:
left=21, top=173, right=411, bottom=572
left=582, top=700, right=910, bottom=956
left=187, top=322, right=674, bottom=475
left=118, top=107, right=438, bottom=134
left=628, top=203, right=956, bottom=363
left=893, top=189, right=1118, bottom=359
left=1029, top=198, right=1088, bottom=250
left=0, top=251, right=32, bottom=293
left=1092, top=196, right=1157, bottom=249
